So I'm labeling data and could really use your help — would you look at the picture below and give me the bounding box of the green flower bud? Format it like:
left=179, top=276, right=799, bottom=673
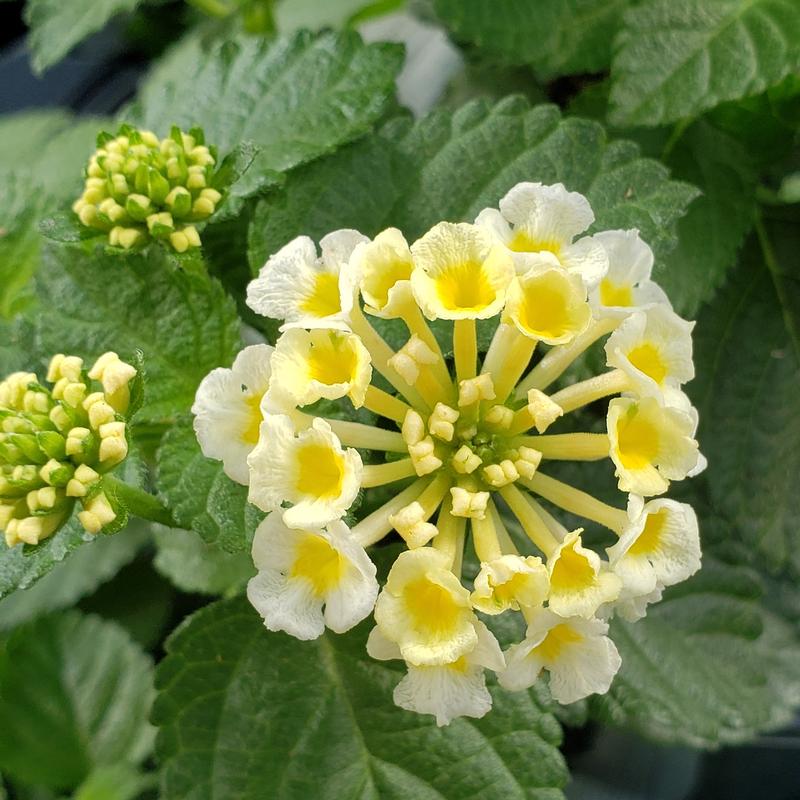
left=74, top=124, right=222, bottom=253
left=1, top=352, right=139, bottom=547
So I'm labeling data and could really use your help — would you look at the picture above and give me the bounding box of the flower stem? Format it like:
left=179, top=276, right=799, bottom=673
left=351, top=477, right=430, bottom=547
left=363, top=385, right=411, bottom=424
left=482, top=324, right=536, bottom=403
left=103, top=475, right=175, bottom=527
left=548, top=369, right=630, bottom=414
left=360, top=458, right=416, bottom=488
left=499, top=483, right=558, bottom=557
left=515, top=433, right=610, bottom=461
left=432, top=494, right=465, bottom=573
left=471, top=510, right=503, bottom=562
left=453, top=319, right=477, bottom=384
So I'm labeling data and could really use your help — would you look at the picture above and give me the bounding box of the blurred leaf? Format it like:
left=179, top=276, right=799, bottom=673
left=34, top=244, right=241, bottom=425
left=433, top=0, right=632, bottom=79
left=0, top=612, right=154, bottom=791
left=129, top=30, right=404, bottom=200
left=25, top=0, right=145, bottom=73
left=156, top=418, right=264, bottom=554
left=73, top=764, right=156, bottom=800
left=609, top=0, right=800, bottom=127
left=0, top=523, right=148, bottom=631
left=275, top=0, right=404, bottom=30
left=154, top=596, right=569, bottom=799
left=153, top=525, right=254, bottom=596
left=690, top=211, right=800, bottom=573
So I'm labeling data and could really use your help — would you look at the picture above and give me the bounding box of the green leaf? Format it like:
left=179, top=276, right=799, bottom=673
left=34, top=244, right=241, bottom=425
left=434, top=0, right=632, bottom=79
left=249, top=98, right=698, bottom=274
left=690, top=212, right=800, bottom=574
left=0, top=522, right=148, bottom=631
left=594, top=519, right=800, bottom=746
left=656, top=120, right=757, bottom=315
left=0, top=611, right=154, bottom=791
left=129, top=30, right=404, bottom=199
left=73, top=764, right=156, bottom=800
left=153, top=525, right=255, bottom=595
left=154, top=596, right=568, bottom=799
left=25, top=0, right=145, bottom=73
left=609, top=0, right=800, bottom=127
left=0, top=112, right=108, bottom=317
left=275, top=0, right=403, bottom=30
left=156, top=418, right=264, bottom=553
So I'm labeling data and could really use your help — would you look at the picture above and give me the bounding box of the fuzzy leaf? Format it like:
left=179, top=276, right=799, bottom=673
left=609, top=0, right=800, bottom=127
left=0, top=611, right=155, bottom=791
left=156, top=419, right=264, bottom=554
left=129, top=30, right=403, bottom=199
left=34, top=244, right=241, bottom=425
left=690, top=213, right=800, bottom=574
left=154, top=596, right=568, bottom=800
left=434, top=0, right=632, bottom=79
left=25, top=0, right=145, bottom=73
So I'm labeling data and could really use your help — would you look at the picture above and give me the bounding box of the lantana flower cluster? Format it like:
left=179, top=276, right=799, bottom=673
left=72, top=125, right=222, bottom=253
left=193, top=181, right=705, bottom=726
left=0, top=352, right=137, bottom=547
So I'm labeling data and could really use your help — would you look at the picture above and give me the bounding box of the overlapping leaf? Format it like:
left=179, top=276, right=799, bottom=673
left=154, top=596, right=568, bottom=800
left=609, top=0, right=800, bottom=126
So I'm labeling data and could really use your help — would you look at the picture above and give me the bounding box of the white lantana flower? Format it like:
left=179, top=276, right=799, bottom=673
left=607, top=495, right=701, bottom=596
left=547, top=530, right=621, bottom=618
left=589, top=229, right=669, bottom=315
left=500, top=610, right=621, bottom=703
left=476, top=181, right=608, bottom=288
left=353, top=227, right=415, bottom=318
left=246, top=229, right=368, bottom=331
left=247, top=513, right=379, bottom=640
left=605, top=306, right=694, bottom=398
left=607, top=397, right=701, bottom=496
left=410, top=222, right=515, bottom=320
left=267, top=328, right=372, bottom=409
left=247, top=415, right=362, bottom=528
left=471, top=554, right=550, bottom=614
left=373, top=547, right=478, bottom=665
left=192, top=343, right=273, bottom=485
left=503, top=257, right=592, bottom=344
left=367, top=620, right=504, bottom=726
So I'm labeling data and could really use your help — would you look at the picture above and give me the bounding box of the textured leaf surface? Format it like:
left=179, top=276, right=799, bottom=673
left=249, top=98, right=698, bottom=273
left=609, top=0, right=800, bottom=126
left=0, top=612, right=154, bottom=790
left=595, top=517, right=800, bottom=746
left=35, top=245, right=241, bottom=424
left=156, top=419, right=264, bottom=554
left=657, top=121, right=757, bottom=315
left=691, top=214, right=800, bottom=574
left=434, top=0, right=631, bottom=79
left=154, top=597, right=568, bottom=800
left=153, top=526, right=254, bottom=596
left=25, top=0, right=144, bottom=73
left=0, top=523, right=148, bottom=630
left=130, top=30, right=403, bottom=198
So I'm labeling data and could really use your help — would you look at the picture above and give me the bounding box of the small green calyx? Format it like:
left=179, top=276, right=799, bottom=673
left=72, top=124, right=222, bottom=253
left=0, top=352, right=139, bottom=548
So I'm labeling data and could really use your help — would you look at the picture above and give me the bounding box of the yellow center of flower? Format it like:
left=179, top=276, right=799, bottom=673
left=435, top=262, right=496, bottom=312
left=301, top=272, right=341, bottom=317
left=533, top=623, right=583, bottom=661
left=403, top=577, right=463, bottom=635
left=599, top=278, right=633, bottom=307
left=550, top=543, right=595, bottom=590
left=627, top=343, right=667, bottom=385
left=295, top=443, right=344, bottom=497
left=508, top=230, right=562, bottom=257
left=627, top=509, right=667, bottom=556
left=291, top=532, right=345, bottom=596
left=491, top=572, right=530, bottom=606
left=365, top=258, right=413, bottom=309
left=616, top=411, right=660, bottom=470
left=242, top=394, right=264, bottom=445
left=515, top=283, right=571, bottom=340
left=307, top=337, right=358, bottom=386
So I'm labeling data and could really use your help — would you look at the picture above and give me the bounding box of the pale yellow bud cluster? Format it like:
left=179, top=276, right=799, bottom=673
left=72, top=124, right=221, bottom=253
left=0, top=352, right=137, bottom=547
